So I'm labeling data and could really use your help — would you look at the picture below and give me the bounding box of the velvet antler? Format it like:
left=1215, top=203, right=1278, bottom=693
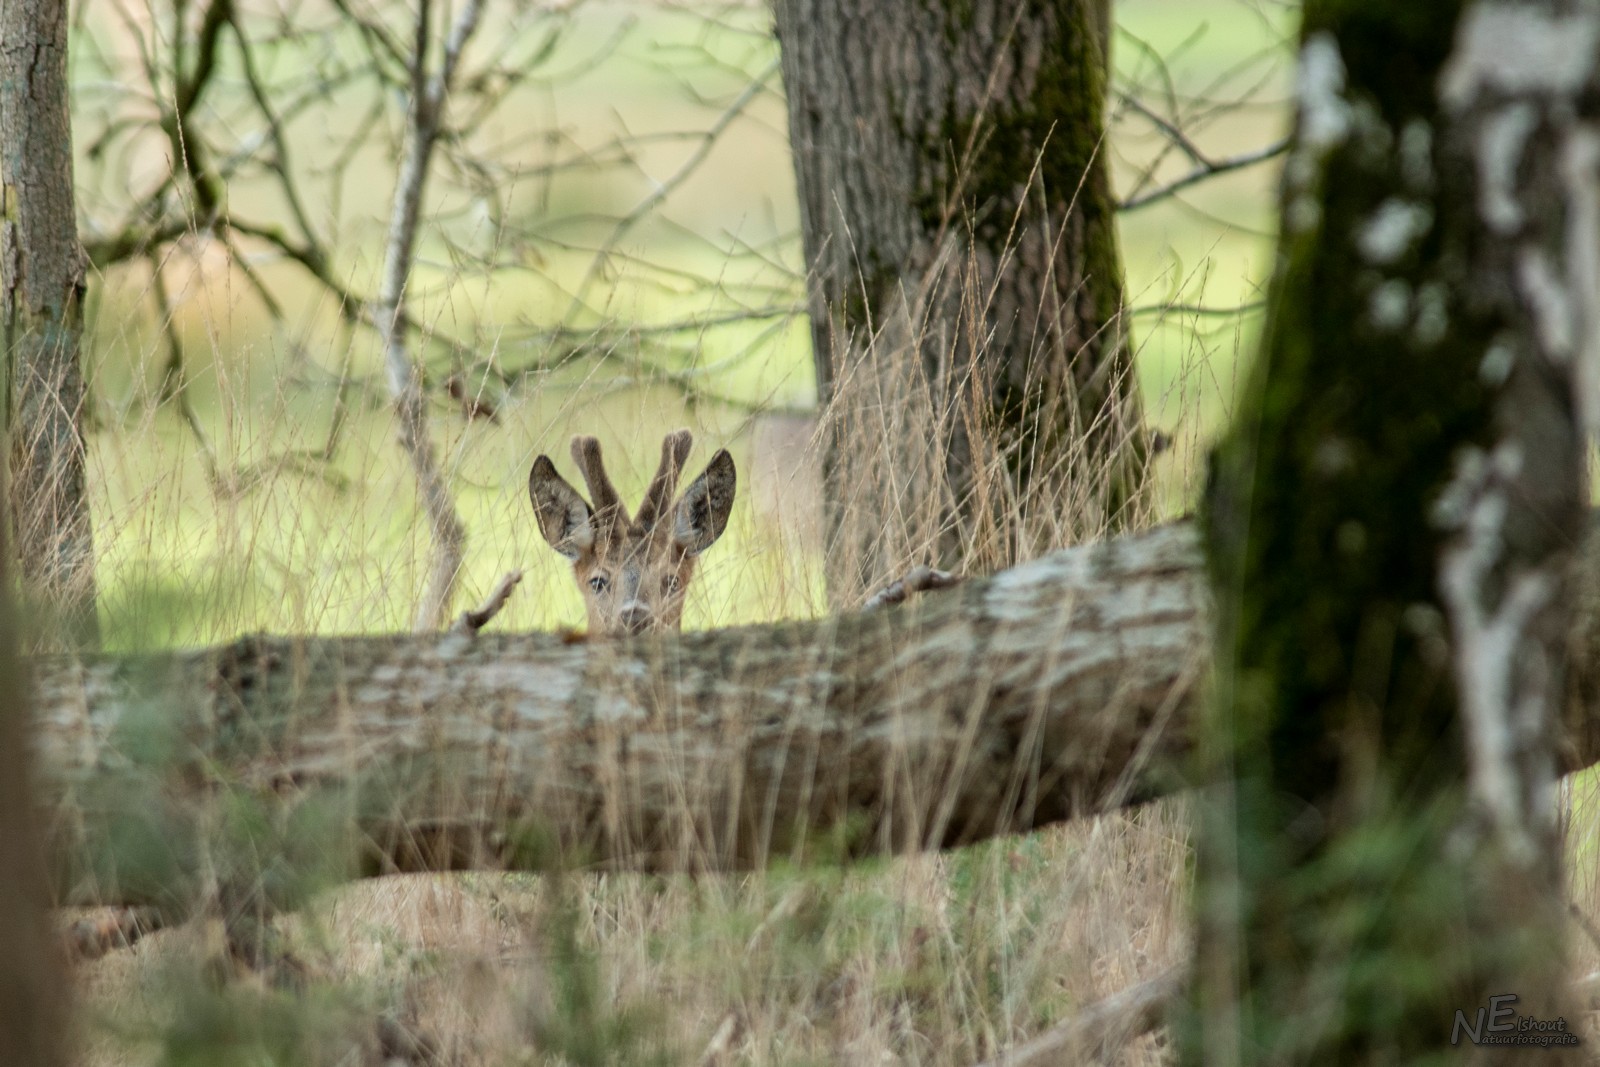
left=570, top=436, right=624, bottom=529
left=634, top=430, right=693, bottom=529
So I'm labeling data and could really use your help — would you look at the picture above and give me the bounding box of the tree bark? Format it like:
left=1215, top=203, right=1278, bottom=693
left=0, top=409, right=69, bottom=1065
left=775, top=0, right=1148, bottom=604
left=35, top=524, right=1201, bottom=905
left=1, top=0, right=99, bottom=651
left=1192, top=0, right=1598, bottom=1061
left=26, top=521, right=1600, bottom=910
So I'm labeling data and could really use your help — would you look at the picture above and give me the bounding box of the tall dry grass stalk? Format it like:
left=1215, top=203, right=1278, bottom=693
left=815, top=244, right=1159, bottom=606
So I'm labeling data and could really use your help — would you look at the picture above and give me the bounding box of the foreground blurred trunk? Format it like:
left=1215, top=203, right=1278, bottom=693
left=1, top=0, right=99, bottom=651
left=776, top=0, right=1147, bottom=604
left=0, top=436, right=69, bottom=1062
left=1192, top=0, right=1597, bottom=1060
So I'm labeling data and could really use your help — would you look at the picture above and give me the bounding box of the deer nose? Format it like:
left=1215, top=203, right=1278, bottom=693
left=619, top=602, right=652, bottom=634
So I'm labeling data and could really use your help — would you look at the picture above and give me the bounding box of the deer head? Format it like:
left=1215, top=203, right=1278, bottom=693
left=529, top=430, right=736, bottom=635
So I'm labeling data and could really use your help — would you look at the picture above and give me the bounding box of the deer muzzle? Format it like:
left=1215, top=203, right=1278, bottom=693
left=619, top=601, right=653, bottom=635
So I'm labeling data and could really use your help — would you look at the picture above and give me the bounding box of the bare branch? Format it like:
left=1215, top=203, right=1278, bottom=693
left=147, top=251, right=224, bottom=490
left=559, top=56, right=782, bottom=327
left=1127, top=300, right=1266, bottom=319
left=449, top=570, right=523, bottom=635
left=863, top=566, right=963, bottom=610
left=1119, top=137, right=1290, bottom=212
left=373, top=0, right=484, bottom=631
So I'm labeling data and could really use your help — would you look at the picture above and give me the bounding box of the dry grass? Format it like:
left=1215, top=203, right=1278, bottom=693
left=57, top=242, right=1600, bottom=1067
left=74, top=815, right=1192, bottom=1066
left=65, top=209, right=1213, bottom=1065
left=46, top=2, right=1600, bottom=1063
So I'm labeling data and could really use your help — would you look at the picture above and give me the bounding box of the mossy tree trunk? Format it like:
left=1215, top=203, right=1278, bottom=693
left=775, top=0, right=1147, bottom=603
left=1193, top=0, right=1597, bottom=1061
left=1, top=0, right=99, bottom=650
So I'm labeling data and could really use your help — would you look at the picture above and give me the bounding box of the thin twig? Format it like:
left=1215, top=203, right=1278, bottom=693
left=863, top=566, right=963, bottom=610
left=1127, top=300, right=1265, bottom=318
left=1119, top=137, right=1289, bottom=212
left=375, top=0, right=485, bottom=631
left=147, top=252, right=224, bottom=490
left=558, top=56, right=781, bottom=327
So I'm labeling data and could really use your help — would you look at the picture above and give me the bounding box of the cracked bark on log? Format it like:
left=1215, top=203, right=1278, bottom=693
left=24, top=520, right=1600, bottom=907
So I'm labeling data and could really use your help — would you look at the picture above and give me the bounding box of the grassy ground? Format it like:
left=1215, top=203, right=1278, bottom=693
left=59, top=0, right=1600, bottom=1062
left=75, top=810, right=1192, bottom=1065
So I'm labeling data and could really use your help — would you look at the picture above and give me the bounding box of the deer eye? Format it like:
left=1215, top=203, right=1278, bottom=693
left=588, top=574, right=611, bottom=594
left=663, top=574, right=682, bottom=595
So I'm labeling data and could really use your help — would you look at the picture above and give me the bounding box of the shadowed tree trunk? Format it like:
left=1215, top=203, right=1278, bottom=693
left=775, top=0, right=1148, bottom=604
left=1, top=0, right=99, bottom=651
left=1192, top=0, right=1597, bottom=1060
left=0, top=431, right=69, bottom=1064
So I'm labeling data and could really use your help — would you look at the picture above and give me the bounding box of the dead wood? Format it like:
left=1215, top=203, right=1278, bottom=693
left=25, top=521, right=1600, bottom=904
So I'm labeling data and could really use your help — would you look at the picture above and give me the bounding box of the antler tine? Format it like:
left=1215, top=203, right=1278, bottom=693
left=570, top=436, right=624, bottom=527
left=635, top=429, right=693, bottom=528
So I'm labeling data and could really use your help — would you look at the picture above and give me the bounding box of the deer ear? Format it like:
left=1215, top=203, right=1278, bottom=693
left=529, top=456, right=594, bottom=560
left=673, top=448, right=735, bottom=556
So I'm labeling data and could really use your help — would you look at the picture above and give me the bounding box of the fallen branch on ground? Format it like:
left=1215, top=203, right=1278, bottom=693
left=976, top=965, right=1184, bottom=1066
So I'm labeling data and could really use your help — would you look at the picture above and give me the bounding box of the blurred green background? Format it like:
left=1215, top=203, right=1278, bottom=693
left=68, top=0, right=1293, bottom=648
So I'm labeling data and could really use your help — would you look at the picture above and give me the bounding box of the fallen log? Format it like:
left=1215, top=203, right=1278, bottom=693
left=25, top=521, right=1600, bottom=905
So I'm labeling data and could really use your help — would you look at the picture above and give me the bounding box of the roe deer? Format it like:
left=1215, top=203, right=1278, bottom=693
left=529, top=430, right=735, bottom=635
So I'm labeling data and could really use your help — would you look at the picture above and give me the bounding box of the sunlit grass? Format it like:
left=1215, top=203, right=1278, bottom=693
left=63, top=4, right=1600, bottom=1066
left=73, top=4, right=1271, bottom=1062
left=72, top=0, right=1293, bottom=649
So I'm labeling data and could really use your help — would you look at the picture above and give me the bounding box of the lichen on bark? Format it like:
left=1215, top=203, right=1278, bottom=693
left=1192, top=0, right=1592, bottom=1060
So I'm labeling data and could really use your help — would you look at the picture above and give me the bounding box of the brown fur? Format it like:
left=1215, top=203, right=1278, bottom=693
left=529, top=431, right=736, bottom=635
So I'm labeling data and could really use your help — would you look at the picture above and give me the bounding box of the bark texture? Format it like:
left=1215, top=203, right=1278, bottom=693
left=36, top=524, right=1203, bottom=906
left=1, top=0, right=99, bottom=650
left=776, top=0, right=1147, bottom=603
left=27, top=522, right=1600, bottom=911
left=1193, top=1, right=1598, bottom=1061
